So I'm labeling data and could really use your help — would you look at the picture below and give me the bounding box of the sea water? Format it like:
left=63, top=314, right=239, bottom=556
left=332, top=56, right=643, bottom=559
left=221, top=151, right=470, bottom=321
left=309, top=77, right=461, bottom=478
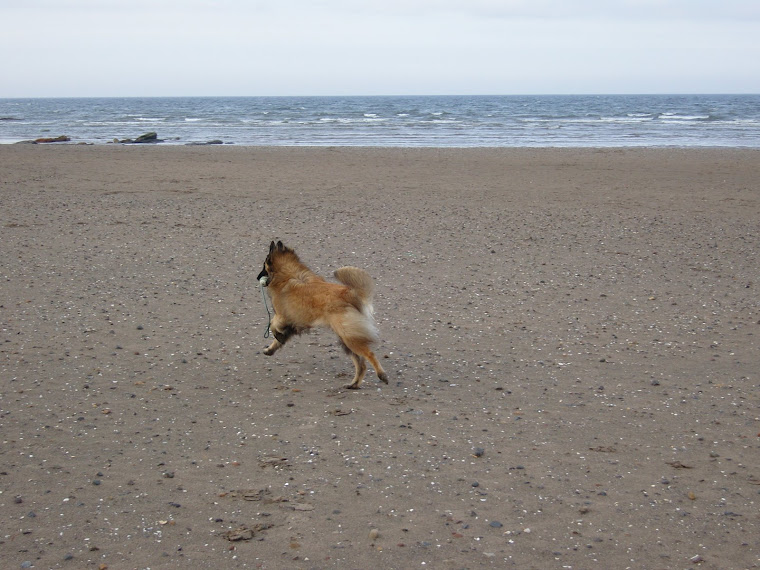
left=1, top=94, right=758, bottom=147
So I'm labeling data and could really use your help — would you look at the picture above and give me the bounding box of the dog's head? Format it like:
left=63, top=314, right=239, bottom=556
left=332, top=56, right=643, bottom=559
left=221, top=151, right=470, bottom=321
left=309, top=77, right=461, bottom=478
left=257, top=240, right=291, bottom=287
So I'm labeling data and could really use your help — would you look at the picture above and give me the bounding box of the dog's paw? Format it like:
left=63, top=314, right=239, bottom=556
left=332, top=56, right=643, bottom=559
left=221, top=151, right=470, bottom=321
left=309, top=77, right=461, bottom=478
left=378, top=372, right=389, bottom=384
left=263, top=347, right=275, bottom=356
left=345, top=383, right=361, bottom=390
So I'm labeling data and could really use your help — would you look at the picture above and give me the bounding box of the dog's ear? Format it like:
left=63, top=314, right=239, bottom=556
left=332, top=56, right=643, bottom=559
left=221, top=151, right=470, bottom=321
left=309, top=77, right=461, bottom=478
left=269, top=241, right=276, bottom=253
left=277, top=240, right=285, bottom=251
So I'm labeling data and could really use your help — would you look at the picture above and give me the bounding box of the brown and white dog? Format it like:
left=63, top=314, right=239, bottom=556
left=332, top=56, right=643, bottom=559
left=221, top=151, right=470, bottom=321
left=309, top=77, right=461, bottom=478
left=257, top=241, right=388, bottom=389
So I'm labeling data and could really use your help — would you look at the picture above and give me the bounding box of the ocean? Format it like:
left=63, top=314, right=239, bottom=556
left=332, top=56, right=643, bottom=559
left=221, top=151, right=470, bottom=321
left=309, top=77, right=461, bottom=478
left=1, top=94, right=758, bottom=147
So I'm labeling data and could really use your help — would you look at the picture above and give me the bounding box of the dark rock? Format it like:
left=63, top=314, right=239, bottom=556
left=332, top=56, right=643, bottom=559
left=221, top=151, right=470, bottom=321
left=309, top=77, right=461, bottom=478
left=120, top=132, right=162, bottom=144
left=186, top=139, right=224, bottom=146
left=34, top=135, right=71, bottom=143
left=134, top=132, right=160, bottom=143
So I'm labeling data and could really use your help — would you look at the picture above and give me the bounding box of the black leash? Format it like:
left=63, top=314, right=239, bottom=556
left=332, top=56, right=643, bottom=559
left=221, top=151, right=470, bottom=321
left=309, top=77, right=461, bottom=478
left=260, top=284, right=273, bottom=338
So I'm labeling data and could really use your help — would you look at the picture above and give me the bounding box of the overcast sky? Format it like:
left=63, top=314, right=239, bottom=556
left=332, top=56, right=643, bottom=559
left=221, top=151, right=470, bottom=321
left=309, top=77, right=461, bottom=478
left=3, top=0, right=759, bottom=97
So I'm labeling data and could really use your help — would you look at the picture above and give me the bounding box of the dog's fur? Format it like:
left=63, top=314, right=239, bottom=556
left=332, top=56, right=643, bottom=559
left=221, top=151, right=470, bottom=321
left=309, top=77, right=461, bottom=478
left=257, top=241, right=388, bottom=389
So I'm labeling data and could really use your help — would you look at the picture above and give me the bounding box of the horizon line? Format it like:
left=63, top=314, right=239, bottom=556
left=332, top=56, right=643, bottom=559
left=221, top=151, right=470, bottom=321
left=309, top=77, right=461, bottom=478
left=2, top=92, right=760, bottom=100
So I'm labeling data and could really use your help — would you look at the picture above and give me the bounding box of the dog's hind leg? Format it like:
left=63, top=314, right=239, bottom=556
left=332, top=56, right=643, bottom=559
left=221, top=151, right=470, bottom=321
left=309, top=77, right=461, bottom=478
left=342, top=338, right=388, bottom=388
left=363, top=348, right=389, bottom=385
left=345, top=350, right=368, bottom=390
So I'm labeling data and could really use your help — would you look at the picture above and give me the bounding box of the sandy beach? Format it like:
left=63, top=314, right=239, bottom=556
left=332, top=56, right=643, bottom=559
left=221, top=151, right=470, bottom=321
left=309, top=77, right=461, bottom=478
left=1, top=145, right=758, bottom=569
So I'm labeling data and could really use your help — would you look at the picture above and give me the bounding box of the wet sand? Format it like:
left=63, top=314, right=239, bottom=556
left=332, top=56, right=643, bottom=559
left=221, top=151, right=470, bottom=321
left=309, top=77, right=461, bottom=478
left=1, top=145, right=759, bottom=569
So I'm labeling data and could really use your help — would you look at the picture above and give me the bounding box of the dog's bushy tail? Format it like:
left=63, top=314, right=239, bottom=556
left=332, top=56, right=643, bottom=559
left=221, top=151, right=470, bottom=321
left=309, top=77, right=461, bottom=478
left=334, top=266, right=374, bottom=315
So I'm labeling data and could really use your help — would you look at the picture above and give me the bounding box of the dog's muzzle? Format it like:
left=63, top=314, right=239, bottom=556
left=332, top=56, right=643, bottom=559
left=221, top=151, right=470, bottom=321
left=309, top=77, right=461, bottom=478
left=259, top=275, right=269, bottom=287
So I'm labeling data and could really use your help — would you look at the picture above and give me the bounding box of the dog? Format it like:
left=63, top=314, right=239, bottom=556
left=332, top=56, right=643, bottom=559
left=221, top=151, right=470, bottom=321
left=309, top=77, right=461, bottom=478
left=257, top=240, right=388, bottom=389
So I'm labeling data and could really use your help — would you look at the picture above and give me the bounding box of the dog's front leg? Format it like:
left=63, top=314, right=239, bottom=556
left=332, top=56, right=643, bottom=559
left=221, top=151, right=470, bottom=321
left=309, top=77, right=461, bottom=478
left=263, top=338, right=282, bottom=355
left=264, top=316, right=294, bottom=356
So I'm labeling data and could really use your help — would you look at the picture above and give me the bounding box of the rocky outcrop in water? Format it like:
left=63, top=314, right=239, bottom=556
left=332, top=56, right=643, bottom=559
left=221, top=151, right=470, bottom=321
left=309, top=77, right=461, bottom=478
left=186, top=139, right=225, bottom=146
left=117, top=132, right=163, bottom=144
left=34, top=135, right=71, bottom=143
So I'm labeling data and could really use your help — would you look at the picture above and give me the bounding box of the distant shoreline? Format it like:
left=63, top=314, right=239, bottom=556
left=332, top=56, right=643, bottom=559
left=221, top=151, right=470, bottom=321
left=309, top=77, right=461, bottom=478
left=2, top=94, right=757, bottom=148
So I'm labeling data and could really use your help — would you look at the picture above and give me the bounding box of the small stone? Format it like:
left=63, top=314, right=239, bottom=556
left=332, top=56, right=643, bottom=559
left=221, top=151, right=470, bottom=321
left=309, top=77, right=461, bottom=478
left=368, top=528, right=380, bottom=540
left=489, top=521, right=503, bottom=528
left=473, top=447, right=485, bottom=457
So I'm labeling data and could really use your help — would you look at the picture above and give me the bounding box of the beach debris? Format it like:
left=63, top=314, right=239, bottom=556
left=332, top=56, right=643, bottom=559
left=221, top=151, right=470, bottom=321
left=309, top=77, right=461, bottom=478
left=259, top=456, right=289, bottom=469
left=223, top=522, right=273, bottom=541
left=222, top=523, right=274, bottom=542
left=222, top=489, right=289, bottom=504
left=666, top=461, right=693, bottom=469
left=224, top=526, right=255, bottom=541
left=224, top=488, right=270, bottom=501
left=369, top=528, right=380, bottom=540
